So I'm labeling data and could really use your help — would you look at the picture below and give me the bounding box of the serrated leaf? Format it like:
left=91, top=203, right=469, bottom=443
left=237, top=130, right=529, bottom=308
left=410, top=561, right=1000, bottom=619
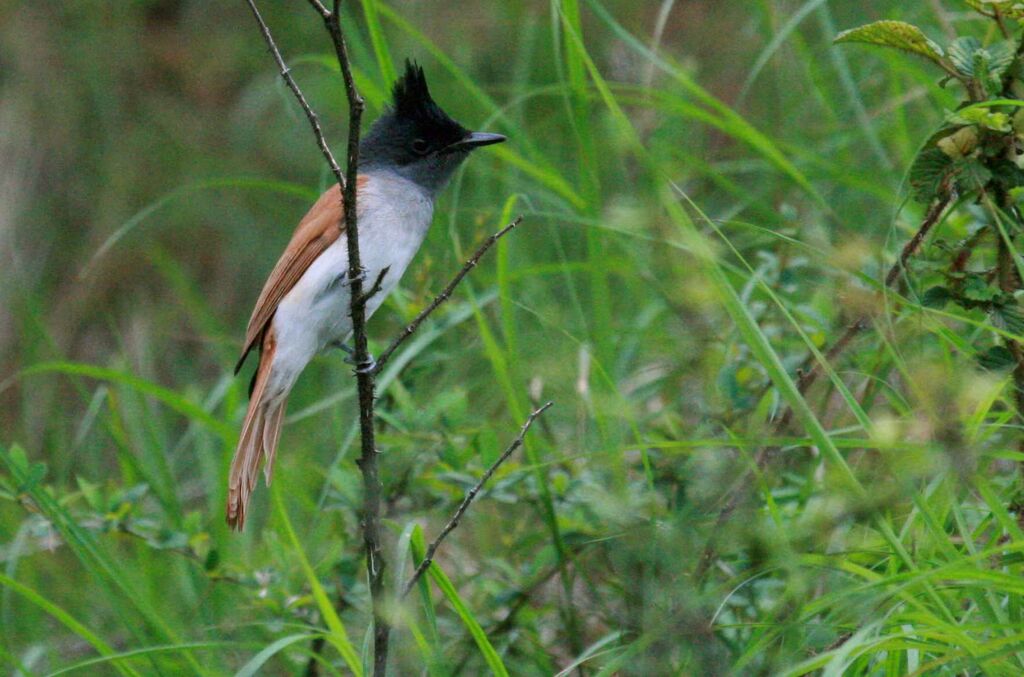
left=910, top=147, right=955, bottom=201
left=973, top=52, right=997, bottom=94
left=922, top=286, right=954, bottom=308
left=996, top=303, right=1024, bottom=335
left=954, top=158, right=993, bottom=192
left=936, top=126, right=979, bottom=157
left=964, top=274, right=1000, bottom=301
left=834, top=21, right=945, bottom=65
left=987, top=40, right=1017, bottom=77
left=964, top=1, right=1024, bottom=20
left=977, top=344, right=1017, bottom=370
left=949, top=37, right=983, bottom=76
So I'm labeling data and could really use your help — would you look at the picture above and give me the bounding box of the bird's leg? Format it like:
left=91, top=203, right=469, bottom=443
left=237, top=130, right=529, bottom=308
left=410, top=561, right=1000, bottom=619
left=331, top=339, right=354, bottom=354
left=330, top=340, right=361, bottom=366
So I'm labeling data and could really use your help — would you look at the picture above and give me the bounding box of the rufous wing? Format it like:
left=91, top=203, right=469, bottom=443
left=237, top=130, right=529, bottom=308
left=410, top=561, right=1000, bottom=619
left=234, top=178, right=366, bottom=372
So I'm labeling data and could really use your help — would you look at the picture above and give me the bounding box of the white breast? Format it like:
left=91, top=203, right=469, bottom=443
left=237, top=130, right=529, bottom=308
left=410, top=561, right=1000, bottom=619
left=268, top=172, right=434, bottom=394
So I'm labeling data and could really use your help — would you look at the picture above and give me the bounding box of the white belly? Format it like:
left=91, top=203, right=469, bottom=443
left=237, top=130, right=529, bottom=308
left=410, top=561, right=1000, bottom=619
left=268, top=172, right=433, bottom=395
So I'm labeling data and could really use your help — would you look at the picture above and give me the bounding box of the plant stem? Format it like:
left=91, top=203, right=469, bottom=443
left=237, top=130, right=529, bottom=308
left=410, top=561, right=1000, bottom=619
left=315, top=6, right=392, bottom=674
left=994, top=203, right=1024, bottom=486
left=243, top=1, right=386, bottom=672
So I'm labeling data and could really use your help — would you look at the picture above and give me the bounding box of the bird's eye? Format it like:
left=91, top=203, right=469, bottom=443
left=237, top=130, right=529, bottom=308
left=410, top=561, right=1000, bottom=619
left=411, top=139, right=429, bottom=155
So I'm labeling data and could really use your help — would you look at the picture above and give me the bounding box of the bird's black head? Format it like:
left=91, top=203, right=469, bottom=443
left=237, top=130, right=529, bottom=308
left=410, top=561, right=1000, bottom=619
left=359, top=60, right=505, bottom=193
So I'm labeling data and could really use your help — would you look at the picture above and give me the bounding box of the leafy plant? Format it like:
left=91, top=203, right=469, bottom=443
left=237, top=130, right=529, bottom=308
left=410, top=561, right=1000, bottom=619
left=837, top=7, right=1024, bottom=422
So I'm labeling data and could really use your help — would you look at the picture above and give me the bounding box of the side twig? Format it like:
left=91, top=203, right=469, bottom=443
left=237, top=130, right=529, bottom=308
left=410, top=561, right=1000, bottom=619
left=357, top=266, right=391, bottom=307
left=243, top=0, right=343, bottom=181
left=401, top=402, right=554, bottom=599
left=373, top=216, right=524, bottom=374
left=776, top=192, right=952, bottom=431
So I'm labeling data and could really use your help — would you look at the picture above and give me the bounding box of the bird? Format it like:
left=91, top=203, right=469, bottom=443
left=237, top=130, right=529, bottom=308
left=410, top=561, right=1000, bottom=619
left=226, top=60, right=506, bottom=530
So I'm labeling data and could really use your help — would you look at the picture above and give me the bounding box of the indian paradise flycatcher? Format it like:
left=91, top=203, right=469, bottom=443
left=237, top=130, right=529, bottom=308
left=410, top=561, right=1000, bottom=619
left=226, top=60, right=506, bottom=529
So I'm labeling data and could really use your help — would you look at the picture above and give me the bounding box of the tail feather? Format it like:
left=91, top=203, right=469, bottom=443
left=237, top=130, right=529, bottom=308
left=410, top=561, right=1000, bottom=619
left=261, top=396, right=288, bottom=486
left=227, top=328, right=284, bottom=531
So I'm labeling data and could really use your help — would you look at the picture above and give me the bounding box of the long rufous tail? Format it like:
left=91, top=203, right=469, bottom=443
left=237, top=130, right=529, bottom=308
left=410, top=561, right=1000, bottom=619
left=227, top=329, right=287, bottom=531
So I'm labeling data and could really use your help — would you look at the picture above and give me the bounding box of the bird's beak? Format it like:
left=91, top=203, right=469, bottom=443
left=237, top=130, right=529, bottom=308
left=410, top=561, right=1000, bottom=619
left=446, top=131, right=507, bottom=152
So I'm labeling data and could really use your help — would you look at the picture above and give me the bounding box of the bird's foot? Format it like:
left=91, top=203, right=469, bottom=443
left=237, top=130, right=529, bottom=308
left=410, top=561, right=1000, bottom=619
left=331, top=340, right=359, bottom=365
left=341, top=268, right=367, bottom=287
left=354, top=354, right=377, bottom=375
left=334, top=341, right=376, bottom=373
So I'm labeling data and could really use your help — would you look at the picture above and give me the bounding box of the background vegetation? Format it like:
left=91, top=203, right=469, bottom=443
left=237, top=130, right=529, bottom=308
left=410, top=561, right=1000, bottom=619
left=3, top=0, right=1023, bottom=674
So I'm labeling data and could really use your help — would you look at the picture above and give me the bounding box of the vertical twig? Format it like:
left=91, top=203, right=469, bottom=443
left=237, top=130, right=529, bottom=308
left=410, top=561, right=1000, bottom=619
left=242, top=1, right=387, bottom=673
left=315, top=4, right=393, bottom=675
left=243, top=0, right=342, bottom=180
left=988, top=192, right=1024, bottom=497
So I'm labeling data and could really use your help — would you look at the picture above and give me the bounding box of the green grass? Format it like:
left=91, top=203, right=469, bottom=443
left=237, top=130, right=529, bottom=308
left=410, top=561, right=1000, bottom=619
left=3, top=0, right=1024, bottom=674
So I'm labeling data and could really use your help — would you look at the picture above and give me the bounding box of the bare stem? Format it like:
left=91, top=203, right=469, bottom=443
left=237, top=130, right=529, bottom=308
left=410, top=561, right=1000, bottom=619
left=401, top=402, right=554, bottom=598
left=245, top=4, right=526, bottom=672
left=373, top=216, right=524, bottom=375
left=304, top=0, right=330, bottom=20
left=243, top=1, right=385, bottom=673
left=313, top=6, right=392, bottom=676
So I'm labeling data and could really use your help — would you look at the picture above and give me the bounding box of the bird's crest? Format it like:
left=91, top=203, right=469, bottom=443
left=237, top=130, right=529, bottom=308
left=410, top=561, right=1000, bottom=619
left=391, top=59, right=450, bottom=126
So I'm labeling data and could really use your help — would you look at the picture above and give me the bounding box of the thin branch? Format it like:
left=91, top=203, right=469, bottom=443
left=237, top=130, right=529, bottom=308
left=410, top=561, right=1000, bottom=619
left=401, top=401, right=554, bottom=599
left=311, top=6, right=392, bottom=676
left=305, top=0, right=330, bottom=20
left=373, top=216, right=524, bottom=375
left=242, top=0, right=343, bottom=183
left=245, top=4, right=526, bottom=672
left=356, top=266, right=391, bottom=307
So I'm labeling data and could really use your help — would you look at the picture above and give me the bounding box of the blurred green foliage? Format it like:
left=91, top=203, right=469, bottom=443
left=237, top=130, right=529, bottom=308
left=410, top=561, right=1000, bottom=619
left=3, top=0, right=1024, bottom=674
